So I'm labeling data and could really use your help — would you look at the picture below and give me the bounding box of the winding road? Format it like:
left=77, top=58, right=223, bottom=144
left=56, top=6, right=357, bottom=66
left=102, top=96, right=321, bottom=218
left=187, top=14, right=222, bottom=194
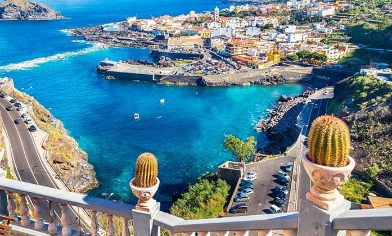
left=0, top=96, right=88, bottom=231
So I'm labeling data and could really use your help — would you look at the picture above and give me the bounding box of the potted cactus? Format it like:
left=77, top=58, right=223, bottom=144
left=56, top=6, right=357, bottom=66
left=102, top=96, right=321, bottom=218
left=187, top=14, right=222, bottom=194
left=130, top=152, right=160, bottom=212
left=302, top=115, right=355, bottom=210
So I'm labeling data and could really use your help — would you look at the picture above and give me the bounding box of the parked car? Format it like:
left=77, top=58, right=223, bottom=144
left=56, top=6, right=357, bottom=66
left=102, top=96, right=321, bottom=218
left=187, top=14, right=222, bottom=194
left=14, top=118, right=23, bottom=124
left=277, top=170, right=290, bottom=180
left=270, top=204, right=283, bottom=214
left=21, top=113, right=28, bottom=118
left=274, top=185, right=289, bottom=195
left=239, top=184, right=254, bottom=191
left=25, top=118, right=33, bottom=124
left=29, top=125, right=37, bottom=132
left=14, top=102, right=22, bottom=107
left=240, top=180, right=253, bottom=186
left=276, top=176, right=289, bottom=186
left=286, top=161, right=293, bottom=172
left=272, top=197, right=286, bottom=207
left=16, top=106, right=24, bottom=111
left=5, top=105, right=14, bottom=111
left=9, top=98, right=16, bottom=103
left=239, top=188, right=254, bottom=196
left=234, top=193, right=249, bottom=202
left=323, top=90, right=329, bottom=95
left=229, top=203, right=248, bottom=213
left=243, top=171, right=257, bottom=181
left=271, top=188, right=287, bottom=200
left=0, top=93, right=6, bottom=98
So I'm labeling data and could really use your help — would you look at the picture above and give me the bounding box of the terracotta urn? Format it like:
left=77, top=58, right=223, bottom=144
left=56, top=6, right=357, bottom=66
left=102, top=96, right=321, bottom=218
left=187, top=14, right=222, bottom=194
left=302, top=150, right=355, bottom=210
left=130, top=178, right=160, bottom=212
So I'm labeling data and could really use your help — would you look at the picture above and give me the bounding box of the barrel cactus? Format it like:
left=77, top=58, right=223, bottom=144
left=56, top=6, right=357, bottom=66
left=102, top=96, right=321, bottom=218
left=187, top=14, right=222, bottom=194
left=133, top=152, right=158, bottom=188
left=307, top=115, right=351, bottom=167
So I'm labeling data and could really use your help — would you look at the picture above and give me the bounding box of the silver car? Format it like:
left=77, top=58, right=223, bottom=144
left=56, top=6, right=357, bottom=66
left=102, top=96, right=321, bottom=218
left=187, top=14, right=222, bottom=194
left=234, top=193, right=249, bottom=202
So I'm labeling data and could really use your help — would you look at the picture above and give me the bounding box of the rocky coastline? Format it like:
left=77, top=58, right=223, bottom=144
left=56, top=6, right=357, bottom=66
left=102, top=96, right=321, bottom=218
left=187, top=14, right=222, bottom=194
left=1, top=79, right=97, bottom=194
left=256, top=90, right=314, bottom=155
left=0, top=0, right=64, bottom=20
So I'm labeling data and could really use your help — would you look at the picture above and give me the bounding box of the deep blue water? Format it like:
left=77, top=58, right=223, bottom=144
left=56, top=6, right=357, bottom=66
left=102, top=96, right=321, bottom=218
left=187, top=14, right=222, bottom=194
left=0, top=0, right=306, bottom=209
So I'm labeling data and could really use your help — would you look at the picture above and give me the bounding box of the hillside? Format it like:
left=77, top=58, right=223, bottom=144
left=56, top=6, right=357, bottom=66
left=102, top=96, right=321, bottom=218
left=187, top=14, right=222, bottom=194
left=329, top=74, right=392, bottom=194
left=0, top=0, right=64, bottom=20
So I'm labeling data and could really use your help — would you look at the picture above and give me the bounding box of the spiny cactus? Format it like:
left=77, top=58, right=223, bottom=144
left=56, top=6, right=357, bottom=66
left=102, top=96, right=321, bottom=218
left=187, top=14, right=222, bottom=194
left=307, top=115, right=351, bottom=167
left=133, top=152, right=158, bottom=188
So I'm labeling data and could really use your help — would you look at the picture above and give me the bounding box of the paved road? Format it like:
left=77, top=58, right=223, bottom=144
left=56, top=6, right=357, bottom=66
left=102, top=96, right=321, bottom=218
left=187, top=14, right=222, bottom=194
left=0, top=97, right=87, bottom=231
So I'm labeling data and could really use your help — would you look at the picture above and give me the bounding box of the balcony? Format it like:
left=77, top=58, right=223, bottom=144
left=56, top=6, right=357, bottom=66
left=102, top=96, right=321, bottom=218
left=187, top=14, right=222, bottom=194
left=0, top=174, right=391, bottom=236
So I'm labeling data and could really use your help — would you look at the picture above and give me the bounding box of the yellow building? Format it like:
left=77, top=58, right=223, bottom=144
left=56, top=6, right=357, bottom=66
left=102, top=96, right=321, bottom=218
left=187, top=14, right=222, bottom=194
left=199, top=29, right=211, bottom=39
left=267, top=49, right=281, bottom=64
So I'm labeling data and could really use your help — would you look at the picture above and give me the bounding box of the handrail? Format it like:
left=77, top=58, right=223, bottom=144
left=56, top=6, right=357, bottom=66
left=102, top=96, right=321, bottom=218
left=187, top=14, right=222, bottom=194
left=333, top=208, right=392, bottom=231
left=154, top=211, right=298, bottom=233
left=0, top=178, right=134, bottom=219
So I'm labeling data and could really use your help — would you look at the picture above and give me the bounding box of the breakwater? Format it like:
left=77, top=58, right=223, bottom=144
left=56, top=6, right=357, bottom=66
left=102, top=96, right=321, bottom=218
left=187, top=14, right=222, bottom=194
left=97, top=60, right=315, bottom=87
left=150, top=49, right=204, bottom=61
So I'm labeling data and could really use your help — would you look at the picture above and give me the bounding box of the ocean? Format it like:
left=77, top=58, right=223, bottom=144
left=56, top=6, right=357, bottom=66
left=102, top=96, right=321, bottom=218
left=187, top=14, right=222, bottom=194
left=0, top=0, right=306, bottom=210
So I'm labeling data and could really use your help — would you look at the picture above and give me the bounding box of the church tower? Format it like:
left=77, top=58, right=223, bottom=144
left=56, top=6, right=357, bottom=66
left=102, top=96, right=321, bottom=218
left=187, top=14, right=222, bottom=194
left=214, top=6, right=219, bottom=21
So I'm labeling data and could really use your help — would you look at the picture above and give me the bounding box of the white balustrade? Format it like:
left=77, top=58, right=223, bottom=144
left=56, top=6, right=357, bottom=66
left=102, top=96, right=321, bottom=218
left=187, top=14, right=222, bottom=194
left=48, top=200, right=58, bottom=234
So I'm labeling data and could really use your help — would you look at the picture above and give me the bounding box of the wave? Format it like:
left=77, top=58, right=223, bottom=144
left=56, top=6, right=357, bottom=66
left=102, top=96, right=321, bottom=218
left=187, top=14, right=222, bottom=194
left=0, top=43, right=106, bottom=71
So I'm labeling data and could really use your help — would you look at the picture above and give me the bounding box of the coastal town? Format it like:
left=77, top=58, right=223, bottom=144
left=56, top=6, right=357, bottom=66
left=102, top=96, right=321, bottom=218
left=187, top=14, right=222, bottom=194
left=69, top=0, right=364, bottom=84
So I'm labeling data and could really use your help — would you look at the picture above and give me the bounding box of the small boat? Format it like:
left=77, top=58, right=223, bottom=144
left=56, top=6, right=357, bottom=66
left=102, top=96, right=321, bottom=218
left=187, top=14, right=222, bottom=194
left=160, top=98, right=165, bottom=104
left=134, top=113, right=140, bottom=120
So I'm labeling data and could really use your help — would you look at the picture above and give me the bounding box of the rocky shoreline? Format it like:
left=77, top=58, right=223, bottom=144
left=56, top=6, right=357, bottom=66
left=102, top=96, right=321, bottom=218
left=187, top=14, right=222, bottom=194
left=0, top=0, right=64, bottom=20
left=256, top=90, right=314, bottom=155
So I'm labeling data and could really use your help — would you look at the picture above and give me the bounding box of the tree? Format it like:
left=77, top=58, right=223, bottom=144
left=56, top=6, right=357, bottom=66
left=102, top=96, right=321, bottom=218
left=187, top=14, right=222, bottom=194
left=170, top=179, right=230, bottom=219
left=296, top=50, right=312, bottom=59
left=286, top=54, right=299, bottom=61
left=223, top=134, right=257, bottom=162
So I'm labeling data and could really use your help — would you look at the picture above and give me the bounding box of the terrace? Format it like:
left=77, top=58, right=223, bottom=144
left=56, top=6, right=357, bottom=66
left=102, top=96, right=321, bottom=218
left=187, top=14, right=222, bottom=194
left=0, top=167, right=391, bottom=236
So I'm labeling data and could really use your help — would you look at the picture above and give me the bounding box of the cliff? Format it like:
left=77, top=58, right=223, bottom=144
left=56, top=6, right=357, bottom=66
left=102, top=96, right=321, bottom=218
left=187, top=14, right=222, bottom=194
left=1, top=81, right=98, bottom=194
left=0, top=0, right=64, bottom=20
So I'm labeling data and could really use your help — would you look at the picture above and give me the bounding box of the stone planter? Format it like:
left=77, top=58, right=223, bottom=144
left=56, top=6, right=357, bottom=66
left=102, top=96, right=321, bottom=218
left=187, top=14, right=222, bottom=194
left=301, top=150, right=355, bottom=210
left=130, top=178, right=160, bottom=212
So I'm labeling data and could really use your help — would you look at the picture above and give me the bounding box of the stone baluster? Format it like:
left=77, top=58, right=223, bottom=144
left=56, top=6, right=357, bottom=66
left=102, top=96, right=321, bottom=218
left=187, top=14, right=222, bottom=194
left=48, top=200, right=58, bottom=234
left=283, top=229, right=297, bottom=236
left=257, top=230, right=272, bottom=236
left=182, top=232, right=196, bottom=236
left=345, top=230, right=371, bottom=236
left=106, top=214, right=114, bottom=236
left=5, top=191, right=16, bottom=218
left=32, top=197, right=44, bottom=230
left=215, top=231, right=229, bottom=236
left=90, top=210, right=99, bottom=236
left=234, top=231, right=249, bottom=236
left=197, top=232, right=211, bottom=236
left=18, top=194, right=30, bottom=226
left=59, top=203, right=72, bottom=236
left=121, top=217, right=130, bottom=236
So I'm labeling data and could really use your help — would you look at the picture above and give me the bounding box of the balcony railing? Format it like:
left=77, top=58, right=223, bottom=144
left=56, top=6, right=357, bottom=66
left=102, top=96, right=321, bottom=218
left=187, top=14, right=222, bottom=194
left=0, top=177, right=391, bottom=236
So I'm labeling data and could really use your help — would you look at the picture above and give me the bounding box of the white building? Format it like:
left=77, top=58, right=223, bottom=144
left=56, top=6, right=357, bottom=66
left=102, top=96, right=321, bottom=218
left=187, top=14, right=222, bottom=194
left=284, top=25, right=297, bottom=34
left=210, top=27, right=233, bottom=38
left=246, top=27, right=261, bottom=37
left=205, top=21, right=221, bottom=29
left=287, top=33, right=303, bottom=43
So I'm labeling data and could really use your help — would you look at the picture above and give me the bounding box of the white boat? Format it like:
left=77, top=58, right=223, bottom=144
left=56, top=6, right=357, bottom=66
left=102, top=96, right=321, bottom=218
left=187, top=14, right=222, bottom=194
left=134, top=113, right=140, bottom=120
left=160, top=98, right=165, bottom=104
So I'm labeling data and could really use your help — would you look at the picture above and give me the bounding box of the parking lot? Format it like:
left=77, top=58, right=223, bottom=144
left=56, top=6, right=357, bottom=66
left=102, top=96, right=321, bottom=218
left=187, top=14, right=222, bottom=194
left=226, top=155, right=296, bottom=216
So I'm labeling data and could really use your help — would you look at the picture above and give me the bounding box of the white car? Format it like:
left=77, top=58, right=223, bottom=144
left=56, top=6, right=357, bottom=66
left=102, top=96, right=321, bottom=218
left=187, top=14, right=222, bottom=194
left=239, top=188, right=254, bottom=196
left=243, top=171, right=257, bottom=181
left=323, top=91, right=330, bottom=95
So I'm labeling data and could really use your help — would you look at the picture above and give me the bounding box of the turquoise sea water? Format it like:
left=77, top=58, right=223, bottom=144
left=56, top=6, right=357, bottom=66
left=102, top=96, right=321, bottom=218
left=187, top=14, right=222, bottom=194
left=0, top=0, right=306, bottom=210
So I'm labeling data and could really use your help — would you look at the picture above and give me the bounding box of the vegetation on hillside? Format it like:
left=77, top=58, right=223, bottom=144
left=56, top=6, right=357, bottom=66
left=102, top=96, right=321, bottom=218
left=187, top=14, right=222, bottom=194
left=329, top=74, right=392, bottom=191
left=170, top=178, right=230, bottom=219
